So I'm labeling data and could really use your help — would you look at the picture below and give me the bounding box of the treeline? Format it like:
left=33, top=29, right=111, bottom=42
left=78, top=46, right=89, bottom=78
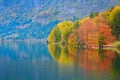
left=48, top=21, right=77, bottom=45
left=48, top=6, right=120, bottom=47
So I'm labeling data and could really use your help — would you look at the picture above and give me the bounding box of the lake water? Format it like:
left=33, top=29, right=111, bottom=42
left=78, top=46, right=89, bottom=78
left=0, top=41, right=120, bottom=80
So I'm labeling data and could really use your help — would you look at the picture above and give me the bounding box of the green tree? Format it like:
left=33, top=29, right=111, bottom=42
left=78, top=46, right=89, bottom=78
left=73, top=20, right=80, bottom=29
left=90, top=12, right=99, bottom=18
left=112, top=10, right=120, bottom=40
left=48, top=27, right=61, bottom=42
left=48, top=21, right=73, bottom=44
left=98, top=34, right=105, bottom=50
left=54, top=27, right=61, bottom=42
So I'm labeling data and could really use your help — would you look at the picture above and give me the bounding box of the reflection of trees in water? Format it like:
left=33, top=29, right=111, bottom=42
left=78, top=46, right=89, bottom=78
left=48, top=44, right=79, bottom=64
left=48, top=45, right=119, bottom=74
left=48, top=45, right=116, bottom=71
left=111, top=53, right=120, bottom=80
left=48, top=44, right=120, bottom=79
left=48, top=44, right=61, bottom=60
left=78, top=49, right=115, bottom=72
left=0, top=41, right=50, bottom=60
left=98, top=49, right=105, bottom=60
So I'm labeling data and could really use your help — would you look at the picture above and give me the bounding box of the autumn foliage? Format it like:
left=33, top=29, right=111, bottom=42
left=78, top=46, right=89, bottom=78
left=77, top=15, right=115, bottom=47
left=48, top=6, right=120, bottom=47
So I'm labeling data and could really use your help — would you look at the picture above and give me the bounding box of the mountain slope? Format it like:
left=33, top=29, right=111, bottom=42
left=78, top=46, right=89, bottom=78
left=0, top=0, right=119, bottom=39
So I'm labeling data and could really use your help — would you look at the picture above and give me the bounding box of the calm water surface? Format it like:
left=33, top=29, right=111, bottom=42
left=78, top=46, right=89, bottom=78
left=0, top=41, right=120, bottom=80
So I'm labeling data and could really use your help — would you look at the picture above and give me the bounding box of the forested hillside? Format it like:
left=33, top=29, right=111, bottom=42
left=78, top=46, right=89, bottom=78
left=0, top=0, right=119, bottom=39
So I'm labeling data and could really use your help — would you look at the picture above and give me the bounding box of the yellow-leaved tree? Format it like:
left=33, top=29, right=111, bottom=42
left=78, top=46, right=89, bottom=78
left=48, top=21, right=73, bottom=44
left=108, top=6, right=120, bottom=40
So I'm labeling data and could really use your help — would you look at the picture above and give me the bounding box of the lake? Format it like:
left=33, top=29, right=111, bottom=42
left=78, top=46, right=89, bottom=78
left=0, top=41, right=120, bottom=80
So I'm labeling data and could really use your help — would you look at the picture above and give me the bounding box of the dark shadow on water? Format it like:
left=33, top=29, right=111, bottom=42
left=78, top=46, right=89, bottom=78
left=111, top=53, right=120, bottom=80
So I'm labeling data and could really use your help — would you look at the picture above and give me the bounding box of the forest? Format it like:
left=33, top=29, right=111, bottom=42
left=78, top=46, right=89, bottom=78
left=48, top=5, right=120, bottom=50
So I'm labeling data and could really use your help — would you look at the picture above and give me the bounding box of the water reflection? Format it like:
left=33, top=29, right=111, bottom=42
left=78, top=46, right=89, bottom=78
left=0, top=41, right=120, bottom=80
left=0, top=40, right=52, bottom=60
left=48, top=44, right=120, bottom=80
left=0, top=41, right=53, bottom=80
left=111, top=53, right=120, bottom=80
